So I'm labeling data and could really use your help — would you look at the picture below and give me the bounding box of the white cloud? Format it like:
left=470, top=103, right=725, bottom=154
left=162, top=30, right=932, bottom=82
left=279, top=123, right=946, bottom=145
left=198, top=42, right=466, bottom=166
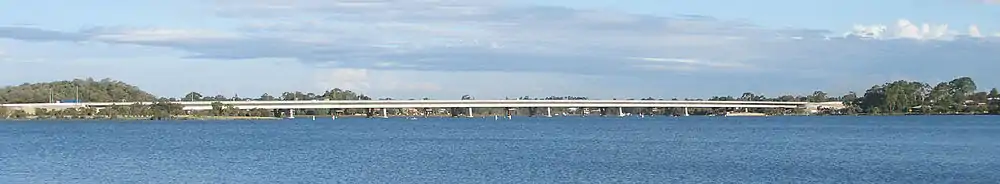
left=969, top=25, right=983, bottom=37
left=188, top=0, right=844, bottom=75
left=630, top=57, right=745, bottom=67
left=847, top=19, right=955, bottom=40
left=310, top=68, right=619, bottom=99
left=88, top=28, right=242, bottom=43
left=1, top=1, right=999, bottom=98
left=314, top=68, right=373, bottom=92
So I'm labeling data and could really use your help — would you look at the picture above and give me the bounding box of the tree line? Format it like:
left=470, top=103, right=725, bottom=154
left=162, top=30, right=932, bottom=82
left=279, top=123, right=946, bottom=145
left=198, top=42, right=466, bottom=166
left=2, top=77, right=999, bottom=119
left=176, top=88, right=372, bottom=102
left=0, top=100, right=184, bottom=120
left=848, top=77, right=999, bottom=115
left=699, top=77, right=999, bottom=115
left=0, top=78, right=156, bottom=103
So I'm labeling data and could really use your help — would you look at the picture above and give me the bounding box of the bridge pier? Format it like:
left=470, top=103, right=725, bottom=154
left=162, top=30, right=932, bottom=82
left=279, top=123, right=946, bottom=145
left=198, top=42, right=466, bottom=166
left=505, top=107, right=514, bottom=119
left=546, top=107, right=553, bottom=117
left=618, top=107, right=624, bottom=117
left=288, top=109, right=295, bottom=119
left=467, top=107, right=474, bottom=118
left=382, top=108, right=388, bottom=118
left=683, top=107, right=690, bottom=116
left=332, top=108, right=343, bottom=118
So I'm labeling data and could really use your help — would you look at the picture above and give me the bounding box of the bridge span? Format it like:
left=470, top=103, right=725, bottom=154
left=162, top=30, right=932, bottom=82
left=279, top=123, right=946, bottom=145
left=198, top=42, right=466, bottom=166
left=74, top=100, right=808, bottom=110
left=3, top=100, right=808, bottom=117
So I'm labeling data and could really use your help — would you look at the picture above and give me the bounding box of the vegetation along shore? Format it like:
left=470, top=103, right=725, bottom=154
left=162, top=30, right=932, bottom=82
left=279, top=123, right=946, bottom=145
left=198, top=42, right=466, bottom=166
left=1, top=77, right=999, bottom=120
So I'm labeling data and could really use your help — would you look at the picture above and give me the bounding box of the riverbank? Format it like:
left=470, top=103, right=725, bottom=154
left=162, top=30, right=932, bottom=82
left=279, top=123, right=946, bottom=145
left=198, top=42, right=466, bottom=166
left=3, top=113, right=996, bottom=121
left=0, top=115, right=282, bottom=121
left=174, top=115, right=282, bottom=120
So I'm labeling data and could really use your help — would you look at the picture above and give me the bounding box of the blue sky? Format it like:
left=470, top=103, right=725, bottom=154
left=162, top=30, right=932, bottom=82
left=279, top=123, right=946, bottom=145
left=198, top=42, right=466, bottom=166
left=1, top=0, right=999, bottom=100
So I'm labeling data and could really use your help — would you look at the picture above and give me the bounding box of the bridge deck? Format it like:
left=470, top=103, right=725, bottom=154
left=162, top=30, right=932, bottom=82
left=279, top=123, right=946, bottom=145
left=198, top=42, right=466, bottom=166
left=3, top=100, right=810, bottom=110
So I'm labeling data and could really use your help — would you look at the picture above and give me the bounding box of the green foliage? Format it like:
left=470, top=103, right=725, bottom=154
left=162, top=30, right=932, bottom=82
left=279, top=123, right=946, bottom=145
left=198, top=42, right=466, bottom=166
left=10, top=110, right=28, bottom=119
left=0, top=78, right=156, bottom=103
left=149, top=100, right=185, bottom=119
left=989, top=88, right=1000, bottom=114
left=806, top=91, right=829, bottom=102
left=850, top=77, right=995, bottom=115
left=183, top=92, right=204, bottom=101
left=4, top=77, right=1000, bottom=118
left=0, top=106, right=8, bottom=118
left=259, top=93, right=276, bottom=101
left=12, top=101, right=185, bottom=120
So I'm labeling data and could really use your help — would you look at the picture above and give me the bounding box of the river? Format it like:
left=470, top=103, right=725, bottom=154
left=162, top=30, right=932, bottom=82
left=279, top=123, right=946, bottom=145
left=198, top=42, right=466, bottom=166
left=1, top=116, right=998, bottom=183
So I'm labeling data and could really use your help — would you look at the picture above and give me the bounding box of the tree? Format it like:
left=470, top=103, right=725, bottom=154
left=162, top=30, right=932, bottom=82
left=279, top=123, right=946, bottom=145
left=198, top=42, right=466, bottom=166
left=61, top=108, right=80, bottom=118
left=709, top=96, right=735, bottom=101
left=10, top=110, right=28, bottom=119
left=0, top=106, right=8, bottom=118
left=806, top=91, right=828, bottom=102
left=948, top=77, right=977, bottom=97
left=739, top=92, right=759, bottom=101
left=211, top=102, right=225, bottom=116
left=102, top=106, right=122, bottom=119
left=223, top=104, right=240, bottom=116
left=184, top=92, right=203, bottom=101
left=875, top=80, right=930, bottom=113
left=971, top=92, right=989, bottom=104
left=150, top=101, right=184, bottom=119
left=989, top=88, right=1000, bottom=114
left=928, top=82, right=954, bottom=114
left=860, top=85, right=886, bottom=113
left=839, top=92, right=860, bottom=114
left=259, top=93, right=276, bottom=101
left=947, top=77, right=977, bottom=112
left=776, top=95, right=797, bottom=102
left=357, top=94, right=372, bottom=100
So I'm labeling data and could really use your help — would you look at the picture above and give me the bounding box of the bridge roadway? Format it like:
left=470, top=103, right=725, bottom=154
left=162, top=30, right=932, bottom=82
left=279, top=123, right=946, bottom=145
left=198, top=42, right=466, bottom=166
left=69, top=100, right=808, bottom=110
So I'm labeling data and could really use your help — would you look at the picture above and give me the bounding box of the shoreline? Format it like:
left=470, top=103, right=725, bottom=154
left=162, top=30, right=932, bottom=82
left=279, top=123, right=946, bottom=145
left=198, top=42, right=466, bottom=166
left=0, top=115, right=283, bottom=121
left=2, top=113, right=997, bottom=121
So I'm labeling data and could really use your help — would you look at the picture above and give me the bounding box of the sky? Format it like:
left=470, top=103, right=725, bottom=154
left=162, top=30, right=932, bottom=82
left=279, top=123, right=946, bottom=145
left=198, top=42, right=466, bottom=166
left=1, top=0, right=998, bottom=100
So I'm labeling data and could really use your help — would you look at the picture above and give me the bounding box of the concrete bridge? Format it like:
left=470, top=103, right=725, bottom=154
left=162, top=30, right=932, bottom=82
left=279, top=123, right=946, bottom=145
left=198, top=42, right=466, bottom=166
left=2, top=100, right=810, bottom=117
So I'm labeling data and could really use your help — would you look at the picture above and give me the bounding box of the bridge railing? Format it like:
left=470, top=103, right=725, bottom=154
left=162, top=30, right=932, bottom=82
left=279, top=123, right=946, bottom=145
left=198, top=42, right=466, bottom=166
left=80, top=100, right=810, bottom=106
left=175, top=104, right=803, bottom=110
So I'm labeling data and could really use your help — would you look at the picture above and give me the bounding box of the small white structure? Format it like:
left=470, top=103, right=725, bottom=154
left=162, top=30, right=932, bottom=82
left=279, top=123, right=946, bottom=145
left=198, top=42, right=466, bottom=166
left=805, top=101, right=846, bottom=113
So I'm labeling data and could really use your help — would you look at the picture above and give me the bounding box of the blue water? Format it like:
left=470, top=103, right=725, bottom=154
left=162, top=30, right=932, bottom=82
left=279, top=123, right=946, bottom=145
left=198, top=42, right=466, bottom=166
left=1, top=116, right=999, bottom=183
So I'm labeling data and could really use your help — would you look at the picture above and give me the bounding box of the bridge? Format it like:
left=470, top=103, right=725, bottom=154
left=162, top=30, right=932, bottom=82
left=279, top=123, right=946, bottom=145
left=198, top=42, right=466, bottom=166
left=2, top=100, right=810, bottom=117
